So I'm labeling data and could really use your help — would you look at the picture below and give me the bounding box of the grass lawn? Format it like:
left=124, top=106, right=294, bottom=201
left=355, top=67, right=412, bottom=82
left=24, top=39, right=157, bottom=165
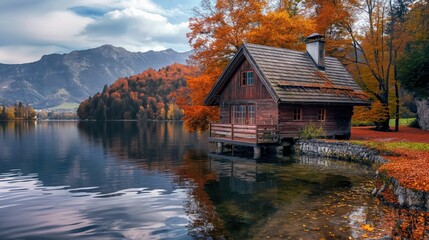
left=388, top=118, right=415, bottom=127
left=352, top=118, right=416, bottom=127
left=353, top=141, right=429, bottom=152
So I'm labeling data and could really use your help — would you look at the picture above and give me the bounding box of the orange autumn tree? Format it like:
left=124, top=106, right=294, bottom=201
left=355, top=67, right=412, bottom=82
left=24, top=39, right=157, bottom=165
left=305, top=0, right=357, bottom=60
left=345, top=0, right=417, bottom=131
left=181, top=73, right=220, bottom=131
left=182, top=0, right=314, bottom=131
left=353, top=102, right=390, bottom=125
left=247, top=11, right=314, bottom=50
left=344, top=0, right=397, bottom=131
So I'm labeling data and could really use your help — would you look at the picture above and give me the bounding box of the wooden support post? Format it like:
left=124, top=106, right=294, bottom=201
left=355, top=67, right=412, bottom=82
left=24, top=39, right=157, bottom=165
left=275, top=146, right=284, bottom=158
left=253, top=146, right=261, bottom=159
left=216, top=142, right=224, bottom=154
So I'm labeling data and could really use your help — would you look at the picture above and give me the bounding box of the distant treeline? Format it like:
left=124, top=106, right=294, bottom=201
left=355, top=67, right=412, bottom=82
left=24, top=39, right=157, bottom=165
left=37, top=110, right=78, bottom=120
left=0, top=102, right=37, bottom=120
left=77, top=64, right=195, bottom=120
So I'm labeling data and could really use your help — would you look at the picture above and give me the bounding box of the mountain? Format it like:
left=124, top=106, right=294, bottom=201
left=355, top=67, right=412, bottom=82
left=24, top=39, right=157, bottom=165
left=0, top=45, right=191, bottom=108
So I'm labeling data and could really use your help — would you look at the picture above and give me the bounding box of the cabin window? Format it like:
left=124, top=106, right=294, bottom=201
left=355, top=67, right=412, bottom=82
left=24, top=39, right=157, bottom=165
left=233, top=105, right=246, bottom=124
left=318, top=108, right=326, bottom=121
left=293, top=108, right=302, bottom=121
left=241, top=71, right=254, bottom=86
left=248, top=105, right=255, bottom=124
left=232, top=105, right=255, bottom=124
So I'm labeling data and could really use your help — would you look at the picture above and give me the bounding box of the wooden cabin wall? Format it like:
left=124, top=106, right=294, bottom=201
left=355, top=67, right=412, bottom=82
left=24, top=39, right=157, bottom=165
left=255, top=99, right=278, bottom=125
left=278, top=105, right=353, bottom=139
left=220, top=59, right=272, bottom=101
left=219, top=100, right=277, bottom=124
left=219, top=59, right=277, bottom=124
left=219, top=106, right=230, bottom=123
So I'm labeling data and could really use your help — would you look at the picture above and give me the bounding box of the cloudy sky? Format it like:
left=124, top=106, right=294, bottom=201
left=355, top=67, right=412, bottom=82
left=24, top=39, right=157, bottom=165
left=0, top=0, right=200, bottom=64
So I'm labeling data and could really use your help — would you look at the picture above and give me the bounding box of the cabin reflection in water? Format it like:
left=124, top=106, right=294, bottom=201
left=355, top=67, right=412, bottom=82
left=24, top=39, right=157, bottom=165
left=206, top=153, right=372, bottom=195
left=297, top=155, right=372, bottom=175
left=208, top=155, right=277, bottom=194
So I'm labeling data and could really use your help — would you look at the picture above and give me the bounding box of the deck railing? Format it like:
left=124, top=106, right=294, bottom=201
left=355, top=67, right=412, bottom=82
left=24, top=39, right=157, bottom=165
left=209, top=123, right=279, bottom=144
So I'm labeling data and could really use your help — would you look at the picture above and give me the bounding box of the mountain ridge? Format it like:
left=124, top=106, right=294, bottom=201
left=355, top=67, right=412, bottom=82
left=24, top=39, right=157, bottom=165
left=0, top=45, right=191, bottom=108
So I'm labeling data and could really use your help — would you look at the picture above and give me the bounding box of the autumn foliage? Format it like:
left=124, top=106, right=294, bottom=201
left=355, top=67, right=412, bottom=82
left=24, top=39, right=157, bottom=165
left=0, top=102, right=37, bottom=120
left=77, top=64, right=195, bottom=120
left=183, top=0, right=316, bottom=131
left=352, top=102, right=390, bottom=126
left=350, top=126, right=429, bottom=238
left=182, top=0, right=429, bottom=132
left=380, top=148, right=429, bottom=192
left=351, top=126, right=429, bottom=192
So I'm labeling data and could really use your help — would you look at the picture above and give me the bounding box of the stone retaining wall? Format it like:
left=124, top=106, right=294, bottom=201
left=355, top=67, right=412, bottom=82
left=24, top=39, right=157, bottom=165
left=295, top=140, right=428, bottom=210
left=295, top=140, right=387, bottom=165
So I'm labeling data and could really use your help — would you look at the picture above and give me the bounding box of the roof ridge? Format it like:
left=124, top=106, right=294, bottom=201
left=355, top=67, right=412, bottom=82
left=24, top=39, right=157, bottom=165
left=244, top=43, right=340, bottom=61
left=244, top=43, right=305, bottom=55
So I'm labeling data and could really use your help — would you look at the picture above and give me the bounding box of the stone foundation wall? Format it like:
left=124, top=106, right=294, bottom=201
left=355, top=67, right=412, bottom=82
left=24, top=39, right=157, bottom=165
left=295, top=140, right=387, bottom=165
left=295, top=140, right=428, bottom=210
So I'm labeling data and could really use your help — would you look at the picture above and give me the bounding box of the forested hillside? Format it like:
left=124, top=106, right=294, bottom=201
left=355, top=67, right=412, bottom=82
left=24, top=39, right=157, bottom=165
left=77, top=64, right=195, bottom=120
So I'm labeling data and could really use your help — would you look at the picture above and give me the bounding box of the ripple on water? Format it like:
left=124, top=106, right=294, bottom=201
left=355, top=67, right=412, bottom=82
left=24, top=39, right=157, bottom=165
left=0, top=170, right=191, bottom=240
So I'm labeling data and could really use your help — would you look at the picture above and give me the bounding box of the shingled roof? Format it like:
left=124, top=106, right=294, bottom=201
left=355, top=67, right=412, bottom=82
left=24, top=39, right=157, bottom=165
left=204, top=43, right=369, bottom=106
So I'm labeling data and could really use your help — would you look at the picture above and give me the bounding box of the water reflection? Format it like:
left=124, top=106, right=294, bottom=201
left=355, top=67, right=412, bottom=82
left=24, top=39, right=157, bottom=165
left=0, top=170, right=189, bottom=240
left=0, top=121, right=395, bottom=239
left=1, top=121, right=201, bottom=239
left=77, top=121, right=208, bottom=172
left=0, top=121, right=37, bottom=140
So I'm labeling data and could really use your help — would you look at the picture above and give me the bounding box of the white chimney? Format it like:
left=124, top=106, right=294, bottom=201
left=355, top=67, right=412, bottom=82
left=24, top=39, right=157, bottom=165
left=306, top=33, right=326, bottom=70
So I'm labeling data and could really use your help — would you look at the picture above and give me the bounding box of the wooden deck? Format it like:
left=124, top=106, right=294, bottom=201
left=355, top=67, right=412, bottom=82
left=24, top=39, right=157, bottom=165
left=209, top=123, right=279, bottom=146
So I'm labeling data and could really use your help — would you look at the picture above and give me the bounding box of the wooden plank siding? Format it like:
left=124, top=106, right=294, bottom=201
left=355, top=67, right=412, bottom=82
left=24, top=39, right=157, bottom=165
left=220, top=100, right=277, bottom=125
left=255, top=100, right=278, bottom=125
left=220, top=59, right=272, bottom=101
left=219, top=106, right=230, bottom=124
left=218, top=58, right=278, bottom=125
left=278, top=105, right=353, bottom=139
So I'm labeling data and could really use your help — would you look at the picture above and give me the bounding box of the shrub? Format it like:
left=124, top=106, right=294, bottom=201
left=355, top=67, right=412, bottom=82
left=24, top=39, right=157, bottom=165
left=300, top=122, right=325, bottom=139
left=352, top=120, right=374, bottom=126
left=352, top=102, right=391, bottom=128
left=408, top=118, right=420, bottom=129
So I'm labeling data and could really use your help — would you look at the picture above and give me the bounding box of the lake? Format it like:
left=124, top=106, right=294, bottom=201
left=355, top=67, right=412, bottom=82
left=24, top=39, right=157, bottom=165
left=0, top=121, right=391, bottom=239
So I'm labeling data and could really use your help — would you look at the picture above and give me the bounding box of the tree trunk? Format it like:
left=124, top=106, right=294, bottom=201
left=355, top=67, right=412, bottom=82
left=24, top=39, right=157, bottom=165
left=415, top=98, right=429, bottom=130
left=394, top=49, right=399, bottom=132
left=394, top=80, right=400, bottom=132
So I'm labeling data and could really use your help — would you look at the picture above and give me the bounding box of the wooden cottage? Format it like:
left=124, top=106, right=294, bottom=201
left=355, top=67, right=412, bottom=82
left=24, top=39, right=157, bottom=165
left=204, top=34, right=369, bottom=158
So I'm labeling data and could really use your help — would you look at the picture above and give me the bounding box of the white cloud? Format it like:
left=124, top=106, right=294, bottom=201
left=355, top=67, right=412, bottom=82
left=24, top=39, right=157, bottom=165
left=80, top=7, right=190, bottom=54
left=0, top=46, right=57, bottom=64
left=0, top=0, right=193, bottom=64
left=24, top=11, right=93, bottom=42
left=120, top=0, right=165, bottom=14
left=83, top=8, right=188, bottom=42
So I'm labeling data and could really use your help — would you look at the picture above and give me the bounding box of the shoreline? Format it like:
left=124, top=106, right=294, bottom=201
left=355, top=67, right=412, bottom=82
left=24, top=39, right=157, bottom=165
left=295, top=140, right=429, bottom=211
